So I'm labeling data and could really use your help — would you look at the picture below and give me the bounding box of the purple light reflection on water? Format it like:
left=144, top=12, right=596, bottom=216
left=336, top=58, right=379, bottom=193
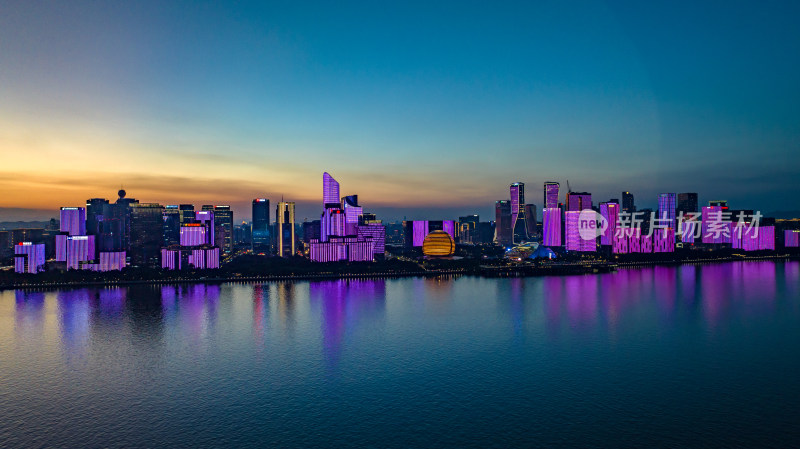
left=309, top=279, right=387, bottom=371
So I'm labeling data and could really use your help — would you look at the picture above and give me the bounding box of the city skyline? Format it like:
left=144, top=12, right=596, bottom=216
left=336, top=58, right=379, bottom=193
left=2, top=0, right=799, bottom=221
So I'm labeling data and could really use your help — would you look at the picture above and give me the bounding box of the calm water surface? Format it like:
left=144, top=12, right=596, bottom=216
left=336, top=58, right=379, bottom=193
left=2, top=261, right=800, bottom=448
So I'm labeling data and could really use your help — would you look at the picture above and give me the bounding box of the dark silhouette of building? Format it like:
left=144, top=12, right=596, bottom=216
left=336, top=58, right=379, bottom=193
left=130, top=203, right=164, bottom=267
left=677, top=193, right=698, bottom=214
left=622, top=191, right=635, bottom=212
left=252, top=199, right=271, bottom=254
left=202, top=205, right=233, bottom=255
left=494, top=200, right=512, bottom=246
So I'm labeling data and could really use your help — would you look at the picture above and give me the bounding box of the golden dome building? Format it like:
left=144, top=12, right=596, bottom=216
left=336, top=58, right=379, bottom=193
left=422, top=230, right=455, bottom=257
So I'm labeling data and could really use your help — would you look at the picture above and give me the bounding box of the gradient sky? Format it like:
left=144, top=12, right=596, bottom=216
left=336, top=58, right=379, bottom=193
left=1, top=0, right=799, bottom=222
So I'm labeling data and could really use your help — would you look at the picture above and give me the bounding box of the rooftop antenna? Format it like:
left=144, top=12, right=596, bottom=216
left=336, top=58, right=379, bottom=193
left=566, top=179, right=572, bottom=194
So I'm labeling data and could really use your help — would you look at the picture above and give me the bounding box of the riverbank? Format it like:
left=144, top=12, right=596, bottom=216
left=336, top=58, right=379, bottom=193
left=2, top=253, right=796, bottom=291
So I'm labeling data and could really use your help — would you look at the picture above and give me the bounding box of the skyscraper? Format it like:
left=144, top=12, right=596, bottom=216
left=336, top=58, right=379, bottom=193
left=130, top=203, right=164, bottom=267
left=677, top=193, right=698, bottom=214
left=323, top=172, right=340, bottom=206
left=599, top=202, right=619, bottom=246
left=212, top=205, right=233, bottom=254
left=658, top=193, right=677, bottom=230
left=622, top=191, right=635, bottom=212
left=524, top=205, right=537, bottom=238
left=162, top=205, right=181, bottom=246
left=195, top=210, right=215, bottom=246
left=276, top=201, right=296, bottom=257
left=60, top=207, right=86, bottom=236
left=544, top=182, right=560, bottom=209
left=14, top=242, right=46, bottom=274
left=566, top=192, right=592, bottom=211
left=509, top=182, right=530, bottom=243
left=342, top=195, right=362, bottom=236
left=310, top=172, right=385, bottom=262
left=85, top=198, right=109, bottom=236
left=252, top=198, right=271, bottom=254
left=203, top=205, right=233, bottom=254
left=542, top=207, right=562, bottom=247
left=494, top=200, right=512, bottom=246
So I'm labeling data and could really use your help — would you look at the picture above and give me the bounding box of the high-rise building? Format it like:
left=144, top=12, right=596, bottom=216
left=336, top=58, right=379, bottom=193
left=202, top=205, right=233, bottom=254
left=252, top=199, right=271, bottom=254
left=509, top=182, right=530, bottom=243
left=60, top=207, right=86, bottom=236
left=658, top=193, right=677, bottom=230
left=599, top=202, right=619, bottom=246
left=701, top=206, right=725, bottom=244
left=276, top=201, right=296, bottom=257
left=544, top=182, right=560, bottom=210
left=622, top=191, right=635, bottom=212
left=179, top=204, right=195, bottom=225
left=85, top=198, right=109, bottom=236
left=323, top=172, right=340, bottom=206
left=494, top=200, right=512, bottom=246
left=214, top=205, right=234, bottom=254
left=303, top=220, right=321, bottom=243
left=14, top=242, right=46, bottom=274
left=524, top=205, right=537, bottom=238
left=458, top=215, right=480, bottom=244
left=542, top=208, right=562, bottom=247
left=130, top=203, right=164, bottom=267
left=195, top=210, right=215, bottom=246
left=342, top=195, right=362, bottom=236
left=677, top=193, right=698, bottom=214
left=311, top=172, right=384, bottom=262
left=162, top=205, right=181, bottom=246
left=566, top=192, right=592, bottom=211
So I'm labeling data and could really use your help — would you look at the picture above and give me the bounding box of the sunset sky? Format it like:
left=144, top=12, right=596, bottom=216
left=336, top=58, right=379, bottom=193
left=2, top=0, right=799, bottom=222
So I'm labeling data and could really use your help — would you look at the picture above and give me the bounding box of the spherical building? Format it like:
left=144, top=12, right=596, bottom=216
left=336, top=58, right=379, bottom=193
left=422, top=230, right=455, bottom=257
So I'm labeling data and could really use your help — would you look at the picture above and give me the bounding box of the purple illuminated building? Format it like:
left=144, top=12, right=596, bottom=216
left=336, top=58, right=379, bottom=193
left=509, top=182, right=530, bottom=243
left=180, top=224, right=208, bottom=247
left=565, top=211, right=580, bottom=251
left=161, top=248, right=181, bottom=270
left=681, top=219, right=699, bottom=244
left=60, top=207, right=86, bottom=236
left=323, top=172, right=340, bottom=206
left=613, top=231, right=629, bottom=254
left=65, top=235, right=95, bottom=270
left=314, top=172, right=384, bottom=262
left=443, top=220, right=456, bottom=240
left=412, top=221, right=430, bottom=247
left=785, top=230, right=800, bottom=248
left=542, top=208, right=561, bottom=247
left=600, top=202, right=619, bottom=246
left=309, top=237, right=375, bottom=262
left=322, top=208, right=346, bottom=241
left=195, top=210, right=215, bottom=245
left=14, top=242, right=45, bottom=274
left=544, top=182, right=559, bottom=209
left=653, top=229, right=675, bottom=253
left=759, top=226, right=775, bottom=250
left=356, top=223, right=386, bottom=257
left=566, top=192, right=591, bottom=212
left=629, top=230, right=641, bottom=253
left=189, top=247, right=220, bottom=269
left=563, top=193, right=592, bottom=252
left=701, top=206, right=724, bottom=244
left=658, top=193, right=677, bottom=230
left=342, top=195, right=362, bottom=236
left=99, top=251, right=126, bottom=271
left=640, top=233, right=653, bottom=253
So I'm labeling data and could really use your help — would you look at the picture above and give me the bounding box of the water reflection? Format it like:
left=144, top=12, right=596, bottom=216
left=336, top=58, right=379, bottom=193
left=309, top=279, right=386, bottom=370
left=6, top=261, right=794, bottom=371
